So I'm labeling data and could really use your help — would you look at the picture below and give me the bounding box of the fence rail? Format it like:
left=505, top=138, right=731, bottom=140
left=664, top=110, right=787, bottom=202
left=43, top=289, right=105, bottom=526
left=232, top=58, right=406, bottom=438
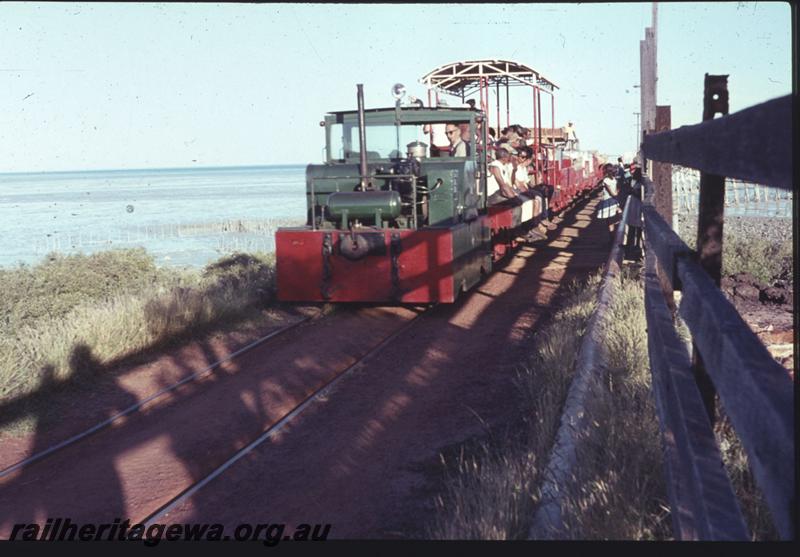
left=643, top=235, right=749, bottom=540
left=643, top=95, right=792, bottom=189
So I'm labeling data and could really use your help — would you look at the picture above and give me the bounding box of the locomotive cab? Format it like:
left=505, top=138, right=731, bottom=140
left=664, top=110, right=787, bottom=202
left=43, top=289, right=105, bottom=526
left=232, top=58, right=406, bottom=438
left=307, top=106, right=488, bottom=231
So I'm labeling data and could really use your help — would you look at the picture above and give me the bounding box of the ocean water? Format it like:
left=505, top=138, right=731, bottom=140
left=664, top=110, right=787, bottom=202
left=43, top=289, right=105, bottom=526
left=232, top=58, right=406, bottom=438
left=0, top=165, right=308, bottom=269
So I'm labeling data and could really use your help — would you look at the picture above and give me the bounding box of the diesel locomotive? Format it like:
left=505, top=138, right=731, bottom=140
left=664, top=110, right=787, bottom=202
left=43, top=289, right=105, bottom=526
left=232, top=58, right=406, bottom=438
left=275, top=60, right=604, bottom=303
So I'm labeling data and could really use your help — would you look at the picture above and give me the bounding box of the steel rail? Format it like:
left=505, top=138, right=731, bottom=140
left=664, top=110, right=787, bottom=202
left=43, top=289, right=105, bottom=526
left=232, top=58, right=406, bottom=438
left=0, top=312, right=318, bottom=479
left=140, top=305, right=432, bottom=526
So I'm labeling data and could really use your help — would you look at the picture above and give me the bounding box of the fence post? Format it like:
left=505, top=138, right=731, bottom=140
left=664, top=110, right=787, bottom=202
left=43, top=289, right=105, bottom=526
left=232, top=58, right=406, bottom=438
left=651, top=106, right=674, bottom=309
left=692, top=73, right=729, bottom=425
left=653, top=106, right=673, bottom=223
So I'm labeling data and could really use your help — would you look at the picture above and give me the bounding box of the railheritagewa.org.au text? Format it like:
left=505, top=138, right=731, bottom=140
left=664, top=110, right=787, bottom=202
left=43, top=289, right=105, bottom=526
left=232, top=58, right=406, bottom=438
left=9, top=518, right=331, bottom=545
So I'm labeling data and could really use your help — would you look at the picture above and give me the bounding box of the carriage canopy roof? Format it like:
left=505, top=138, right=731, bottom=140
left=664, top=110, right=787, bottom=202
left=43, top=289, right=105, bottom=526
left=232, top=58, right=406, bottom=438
left=419, top=59, right=559, bottom=97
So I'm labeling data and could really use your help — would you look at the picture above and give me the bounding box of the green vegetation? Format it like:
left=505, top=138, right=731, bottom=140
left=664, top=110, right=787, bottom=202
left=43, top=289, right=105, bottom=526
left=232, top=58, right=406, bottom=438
left=0, top=249, right=276, bottom=402
left=676, top=216, right=793, bottom=284
left=722, top=235, right=793, bottom=284
left=0, top=248, right=172, bottom=331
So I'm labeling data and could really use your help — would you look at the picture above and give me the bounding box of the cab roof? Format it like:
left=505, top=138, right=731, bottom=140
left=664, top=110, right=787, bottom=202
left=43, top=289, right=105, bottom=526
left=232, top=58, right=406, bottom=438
left=326, top=106, right=480, bottom=124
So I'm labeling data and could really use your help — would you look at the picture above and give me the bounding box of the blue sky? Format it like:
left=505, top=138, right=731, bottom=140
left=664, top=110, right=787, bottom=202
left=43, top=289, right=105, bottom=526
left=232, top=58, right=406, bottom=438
left=0, top=2, right=792, bottom=172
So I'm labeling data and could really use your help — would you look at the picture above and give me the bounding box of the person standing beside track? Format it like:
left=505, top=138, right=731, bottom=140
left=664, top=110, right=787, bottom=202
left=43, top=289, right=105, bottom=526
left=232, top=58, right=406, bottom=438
left=597, top=164, right=620, bottom=246
left=615, top=157, right=632, bottom=211
left=616, top=157, right=626, bottom=180
left=625, top=163, right=644, bottom=252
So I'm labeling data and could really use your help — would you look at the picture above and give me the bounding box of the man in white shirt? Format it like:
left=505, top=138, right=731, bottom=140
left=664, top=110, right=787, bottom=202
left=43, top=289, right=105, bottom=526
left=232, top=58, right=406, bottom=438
left=486, top=146, right=517, bottom=205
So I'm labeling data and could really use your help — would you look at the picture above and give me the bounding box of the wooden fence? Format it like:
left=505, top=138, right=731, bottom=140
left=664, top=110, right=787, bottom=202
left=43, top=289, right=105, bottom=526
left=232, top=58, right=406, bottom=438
left=641, top=83, right=794, bottom=540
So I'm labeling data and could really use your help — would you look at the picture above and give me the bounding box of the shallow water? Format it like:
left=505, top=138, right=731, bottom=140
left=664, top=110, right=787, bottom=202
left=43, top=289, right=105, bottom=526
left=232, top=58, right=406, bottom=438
left=0, top=165, right=307, bottom=269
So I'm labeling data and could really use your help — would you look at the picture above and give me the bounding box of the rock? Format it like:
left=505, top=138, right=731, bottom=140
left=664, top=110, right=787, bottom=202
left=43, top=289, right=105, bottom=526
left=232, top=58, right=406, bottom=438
left=734, top=283, right=760, bottom=303
left=760, top=329, right=794, bottom=344
left=760, top=286, right=789, bottom=305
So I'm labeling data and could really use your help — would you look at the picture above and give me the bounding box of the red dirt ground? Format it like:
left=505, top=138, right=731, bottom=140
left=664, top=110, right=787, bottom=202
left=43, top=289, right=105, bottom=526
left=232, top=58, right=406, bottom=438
left=0, top=194, right=611, bottom=539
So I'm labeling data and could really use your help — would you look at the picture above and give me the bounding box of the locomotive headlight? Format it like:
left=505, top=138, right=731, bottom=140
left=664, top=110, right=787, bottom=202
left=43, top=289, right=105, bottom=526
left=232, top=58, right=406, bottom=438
left=391, top=83, right=406, bottom=100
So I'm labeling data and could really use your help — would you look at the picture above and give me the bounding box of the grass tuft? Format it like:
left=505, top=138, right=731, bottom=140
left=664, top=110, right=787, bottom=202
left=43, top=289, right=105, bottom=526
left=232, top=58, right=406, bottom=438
left=0, top=249, right=276, bottom=402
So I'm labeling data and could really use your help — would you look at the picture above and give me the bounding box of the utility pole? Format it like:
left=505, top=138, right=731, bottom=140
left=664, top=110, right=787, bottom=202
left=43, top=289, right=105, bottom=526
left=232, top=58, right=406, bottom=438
left=633, top=111, right=641, bottom=157
left=640, top=2, right=658, bottom=172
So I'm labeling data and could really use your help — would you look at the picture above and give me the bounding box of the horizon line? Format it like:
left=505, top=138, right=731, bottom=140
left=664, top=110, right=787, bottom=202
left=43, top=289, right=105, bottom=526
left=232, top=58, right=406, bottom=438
left=0, top=162, right=312, bottom=176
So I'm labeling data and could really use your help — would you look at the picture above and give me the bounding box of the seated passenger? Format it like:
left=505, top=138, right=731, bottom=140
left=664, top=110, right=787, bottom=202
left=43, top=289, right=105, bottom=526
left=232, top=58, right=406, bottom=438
left=513, top=146, right=534, bottom=194
left=520, top=126, right=534, bottom=146
left=514, top=146, right=549, bottom=241
left=505, top=126, right=521, bottom=145
left=486, top=147, right=517, bottom=205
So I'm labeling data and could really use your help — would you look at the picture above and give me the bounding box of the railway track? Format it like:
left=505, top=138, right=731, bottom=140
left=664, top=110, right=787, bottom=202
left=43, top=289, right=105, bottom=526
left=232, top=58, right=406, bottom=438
left=0, top=303, right=426, bottom=537
left=0, top=313, right=317, bottom=479
left=140, top=309, right=429, bottom=526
